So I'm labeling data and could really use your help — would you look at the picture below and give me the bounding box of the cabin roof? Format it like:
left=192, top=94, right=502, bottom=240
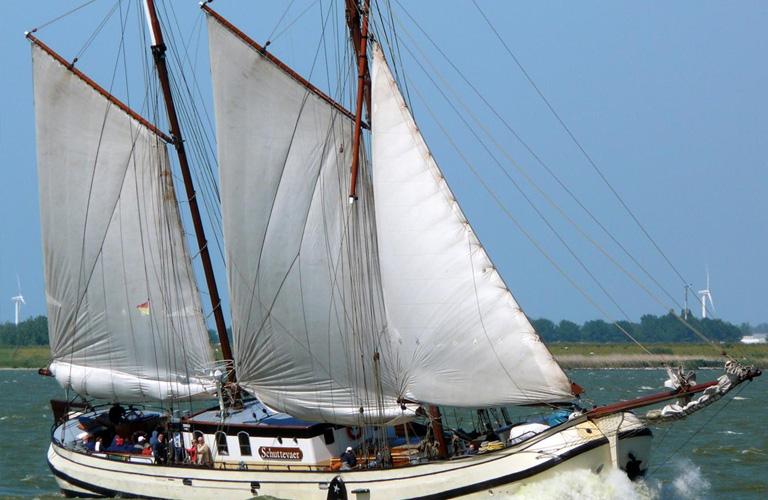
left=183, top=399, right=338, bottom=438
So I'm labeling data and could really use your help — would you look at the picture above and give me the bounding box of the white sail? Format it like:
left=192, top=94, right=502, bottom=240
left=32, top=44, right=216, bottom=401
left=370, top=44, right=573, bottom=406
left=207, top=14, right=409, bottom=424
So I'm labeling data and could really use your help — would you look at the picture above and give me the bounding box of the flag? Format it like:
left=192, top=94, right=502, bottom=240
left=136, top=301, right=150, bottom=316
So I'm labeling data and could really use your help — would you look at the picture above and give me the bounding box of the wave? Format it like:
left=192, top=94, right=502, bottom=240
left=510, top=459, right=709, bottom=500
left=514, top=468, right=657, bottom=499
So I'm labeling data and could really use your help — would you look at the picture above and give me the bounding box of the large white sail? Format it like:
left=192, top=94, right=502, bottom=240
left=207, top=14, right=408, bottom=424
left=32, top=43, right=216, bottom=401
left=370, top=44, right=573, bottom=406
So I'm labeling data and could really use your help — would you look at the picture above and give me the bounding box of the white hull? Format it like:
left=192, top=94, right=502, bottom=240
left=49, top=412, right=651, bottom=499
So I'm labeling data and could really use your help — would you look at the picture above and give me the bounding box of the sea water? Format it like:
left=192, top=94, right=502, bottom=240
left=1, top=369, right=765, bottom=499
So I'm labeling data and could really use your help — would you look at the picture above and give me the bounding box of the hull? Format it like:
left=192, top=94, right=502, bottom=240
left=49, top=412, right=651, bottom=499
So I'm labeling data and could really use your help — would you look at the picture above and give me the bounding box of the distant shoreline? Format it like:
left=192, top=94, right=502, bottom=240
left=551, top=342, right=767, bottom=369
left=1, top=344, right=765, bottom=369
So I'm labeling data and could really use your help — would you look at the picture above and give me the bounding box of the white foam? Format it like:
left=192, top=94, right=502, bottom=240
left=513, top=468, right=658, bottom=499
left=505, top=459, right=713, bottom=499
left=666, top=458, right=711, bottom=500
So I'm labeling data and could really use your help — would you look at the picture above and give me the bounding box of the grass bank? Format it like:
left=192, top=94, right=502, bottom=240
left=550, top=343, right=768, bottom=368
left=1, top=343, right=766, bottom=369
left=0, top=346, right=50, bottom=368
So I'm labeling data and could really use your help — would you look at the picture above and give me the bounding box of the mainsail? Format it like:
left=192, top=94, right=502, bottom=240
left=32, top=42, right=215, bottom=401
left=370, top=44, right=573, bottom=406
left=208, top=10, right=574, bottom=423
left=207, top=13, right=406, bottom=424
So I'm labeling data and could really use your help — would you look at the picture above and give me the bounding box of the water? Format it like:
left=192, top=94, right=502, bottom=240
left=1, top=369, right=765, bottom=499
left=1, top=370, right=61, bottom=499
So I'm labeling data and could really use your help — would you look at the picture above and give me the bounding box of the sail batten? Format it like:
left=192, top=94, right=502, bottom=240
left=32, top=43, right=215, bottom=402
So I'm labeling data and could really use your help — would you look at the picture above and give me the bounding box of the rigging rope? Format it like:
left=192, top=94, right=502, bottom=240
left=650, top=382, right=748, bottom=475
left=388, top=1, right=729, bottom=357
left=74, top=1, right=122, bottom=64
left=470, top=0, right=691, bottom=289
left=405, top=77, right=654, bottom=355
left=389, top=4, right=684, bottom=314
left=266, top=0, right=300, bottom=45
left=270, top=0, right=322, bottom=44
left=30, top=0, right=100, bottom=33
left=392, top=21, right=727, bottom=356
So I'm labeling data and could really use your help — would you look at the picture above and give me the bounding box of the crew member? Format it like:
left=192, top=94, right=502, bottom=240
left=340, top=446, right=357, bottom=470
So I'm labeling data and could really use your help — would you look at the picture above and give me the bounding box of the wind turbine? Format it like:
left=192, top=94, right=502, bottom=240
left=11, top=275, right=25, bottom=326
left=698, top=268, right=715, bottom=319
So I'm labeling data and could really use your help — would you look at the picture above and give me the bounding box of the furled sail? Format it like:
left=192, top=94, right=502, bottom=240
left=207, top=13, right=409, bottom=424
left=32, top=42, right=216, bottom=401
left=370, top=43, right=573, bottom=406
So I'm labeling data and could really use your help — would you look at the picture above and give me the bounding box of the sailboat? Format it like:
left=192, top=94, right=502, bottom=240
left=30, top=1, right=760, bottom=498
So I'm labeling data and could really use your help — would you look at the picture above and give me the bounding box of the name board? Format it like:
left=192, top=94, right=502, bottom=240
left=258, top=446, right=304, bottom=461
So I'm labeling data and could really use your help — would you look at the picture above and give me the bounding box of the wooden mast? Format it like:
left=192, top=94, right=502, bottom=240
left=347, top=0, right=371, bottom=201
left=143, top=0, right=235, bottom=383
left=346, top=0, right=453, bottom=458
left=428, top=406, right=449, bottom=459
left=345, top=0, right=371, bottom=117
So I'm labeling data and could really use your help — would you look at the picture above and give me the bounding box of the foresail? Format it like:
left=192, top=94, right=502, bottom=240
left=206, top=13, right=410, bottom=424
left=371, top=44, right=573, bottom=406
left=32, top=43, right=216, bottom=401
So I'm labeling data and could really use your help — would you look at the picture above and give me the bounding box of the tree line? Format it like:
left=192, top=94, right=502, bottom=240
left=532, top=311, right=765, bottom=344
left=1, top=313, right=765, bottom=346
left=0, top=316, right=49, bottom=346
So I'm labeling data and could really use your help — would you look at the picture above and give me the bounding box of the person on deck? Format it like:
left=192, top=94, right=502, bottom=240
left=450, top=432, right=463, bottom=457
left=109, top=434, right=131, bottom=452
left=195, top=436, right=213, bottom=466
left=171, top=431, right=184, bottom=463
left=133, top=435, right=147, bottom=453
left=340, top=446, right=357, bottom=470
left=107, top=404, right=125, bottom=425
left=186, top=441, right=198, bottom=464
left=376, top=446, right=392, bottom=468
left=149, top=427, right=160, bottom=446
left=153, top=433, right=168, bottom=465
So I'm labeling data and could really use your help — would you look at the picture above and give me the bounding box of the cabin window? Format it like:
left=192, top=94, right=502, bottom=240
left=238, top=432, right=252, bottom=456
left=215, top=431, right=229, bottom=455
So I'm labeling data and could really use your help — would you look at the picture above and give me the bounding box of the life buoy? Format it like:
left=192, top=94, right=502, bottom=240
left=346, top=426, right=362, bottom=440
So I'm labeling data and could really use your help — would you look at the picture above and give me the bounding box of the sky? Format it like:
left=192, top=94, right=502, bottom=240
left=0, top=0, right=766, bottom=330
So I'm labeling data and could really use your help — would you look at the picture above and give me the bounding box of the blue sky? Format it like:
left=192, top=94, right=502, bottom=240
left=1, top=1, right=766, bottom=329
